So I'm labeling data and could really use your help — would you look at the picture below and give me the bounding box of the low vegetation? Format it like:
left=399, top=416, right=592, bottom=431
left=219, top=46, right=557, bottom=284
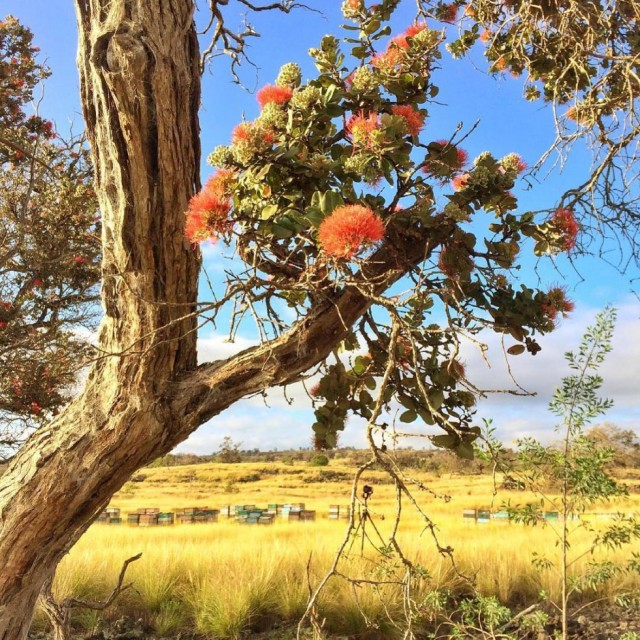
left=37, top=456, right=640, bottom=638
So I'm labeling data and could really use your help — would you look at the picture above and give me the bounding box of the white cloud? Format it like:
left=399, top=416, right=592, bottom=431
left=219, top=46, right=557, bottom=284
left=179, top=300, right=639, bottom=454
left=197, top=333, right=257, bottom=363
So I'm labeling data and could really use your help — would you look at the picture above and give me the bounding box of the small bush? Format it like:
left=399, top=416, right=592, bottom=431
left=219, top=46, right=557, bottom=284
left=237, top=473, right=261, bottom=483
left=309, top=453, right=329, bottom=467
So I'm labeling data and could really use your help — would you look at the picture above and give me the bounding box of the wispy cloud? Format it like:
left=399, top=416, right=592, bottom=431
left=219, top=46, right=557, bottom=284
left=178, top=300, right=639, bottom=454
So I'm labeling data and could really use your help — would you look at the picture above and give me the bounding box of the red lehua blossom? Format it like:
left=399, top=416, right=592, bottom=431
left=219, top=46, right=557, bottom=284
left=441, top=3, right=458, bottom=23
left=371, top=47, right=405, bottom=70
left=391, top=104, right=425, bottom=136
left=515, top=155, right=527, bottom=173
left=346, top=0, right=363, bottom=8
left=0, top=322, right=6, bottom=329
left=392, top=22, right=427, bottom=49
left=542, top=286, right=575, bottom=321
left=318, top=204, right=384, bottom=259
left=455, top=147, right=468, bottom=169
left=310, top=383, right=322, bottom=397
left=73, top=256, right=87, bottom=264
left=232, top=122, right=250, bottom=144
left=552, top=207, right=579, bottom=251
left=479, top=29, right=491, bottom=43
left=32, top=279, right=43, bottom=287
left=451, top=173, right=471, bottom=191
left=206, top=169, right=236, bottom=197
left=444, top=358, right=466, bottom=380
left=263, top=129, right=275, bottom=145
left=346, top=111, right=381, bottom=148
left=422, top=140, right=465, bottom=175
left=184, top=209, right=209, bottom=244
left=494, top=56, right=508, bottom=72
left=256, top=84, right=293, bottom=109
left=185, top=183, right=232, bottom=244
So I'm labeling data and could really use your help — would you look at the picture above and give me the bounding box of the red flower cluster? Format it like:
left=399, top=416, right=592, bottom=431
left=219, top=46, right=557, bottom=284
left=542, top=286, right=575, bottom=321
left=391, top=104, right=425, bottom=136
left=232, top=123, right=250, bottom=144
left=451, top=173, right=471, bottom=191
left=441, top=3, right=459, bottom=23
left=346, top=111, right=382, bottom=149
left=372, top=47, right=405, bottom=71
left=318, top=205, right=384, bottom=259
left=184, top=171, right=234, bottom=244
left=371, top=22, right=426, bottom=71
left=391, top=22, right=426, bottom=49
left=232, top=121, right=274, bottom=147
left=514, top=155, right=527, bottom=173
left=256, top=84, right=293, bottom=109
left=423, top=140, right=468, bottom=176
left=552, top=207, right=579, bottom=251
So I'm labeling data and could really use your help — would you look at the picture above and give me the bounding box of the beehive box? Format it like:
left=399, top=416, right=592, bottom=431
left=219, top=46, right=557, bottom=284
left=258, top=514, right=275, bottom=525
left=157, top=512, right=175, bottom=525
left=328, top=505, right=350, bottom=520
left=139, top=513, right=158, bottom=526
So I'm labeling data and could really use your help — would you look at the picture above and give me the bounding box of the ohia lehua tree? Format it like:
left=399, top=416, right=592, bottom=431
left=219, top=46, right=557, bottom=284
left=184, top=0, right=578, bottom=453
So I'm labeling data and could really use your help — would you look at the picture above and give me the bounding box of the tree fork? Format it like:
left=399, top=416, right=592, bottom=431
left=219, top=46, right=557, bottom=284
left=0, top=2, right=447, bottom=636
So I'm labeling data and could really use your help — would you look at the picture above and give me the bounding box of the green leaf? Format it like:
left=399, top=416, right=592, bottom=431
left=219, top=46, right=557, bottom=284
left=432, top=434, right=457, bottom=449
left=261, top=204, right=279, bottom=220
left=455, top=441, right=475, bottom=460
left=428, top=389, right=445, bottom=411
left=321, top=190, right=344, bottom=215
left=400, top=410, right=417, bottom=423
left=270, top=223, right=293, bottom=239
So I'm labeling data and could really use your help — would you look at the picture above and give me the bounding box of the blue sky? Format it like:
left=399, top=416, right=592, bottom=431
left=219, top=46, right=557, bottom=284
left=6, top=0, right=638, bottom=453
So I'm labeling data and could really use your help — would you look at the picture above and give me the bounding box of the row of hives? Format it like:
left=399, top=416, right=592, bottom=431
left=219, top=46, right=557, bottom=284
left=96, top=503, right=352, bottom=526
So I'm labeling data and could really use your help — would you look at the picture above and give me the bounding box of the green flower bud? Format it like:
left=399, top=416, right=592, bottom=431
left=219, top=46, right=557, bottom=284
left=344, top=153, right=382, bottom=184
left=341, top=0, right=363, bottom=19
left=207, top=145, right=234, bottom=168
left=276, top=63, right=302, bottom=89
left=443, top=201, right=470, bottom=222
left=290, top=86, right=322, bottom=111
left=258, top=102, right=287, bottom=130
left=308, top=153, right=333, bottom=174
left=350, top=66, right=379, bottom=93
left=473, top=151, right=494, bottom=166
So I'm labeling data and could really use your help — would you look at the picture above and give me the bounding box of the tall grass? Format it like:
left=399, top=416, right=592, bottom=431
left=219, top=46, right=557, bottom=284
left=45, top=461, right=640, bottom=637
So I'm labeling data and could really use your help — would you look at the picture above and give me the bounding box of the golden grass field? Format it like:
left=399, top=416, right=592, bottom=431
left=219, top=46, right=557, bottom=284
left=40, top=459, right=640, bottom=638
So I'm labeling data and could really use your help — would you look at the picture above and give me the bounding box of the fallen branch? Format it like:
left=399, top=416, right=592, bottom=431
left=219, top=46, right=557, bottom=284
left=40, top=552, right=142, bottom=640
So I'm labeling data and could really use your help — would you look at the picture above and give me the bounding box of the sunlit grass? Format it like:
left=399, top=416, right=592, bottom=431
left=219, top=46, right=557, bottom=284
left=46, top=459, right=640, bottom=637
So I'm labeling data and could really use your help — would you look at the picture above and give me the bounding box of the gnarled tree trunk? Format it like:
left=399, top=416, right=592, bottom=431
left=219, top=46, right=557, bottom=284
left=0, top=1, right=443, bottom=636
left=0, top=1, right=201, bottom=635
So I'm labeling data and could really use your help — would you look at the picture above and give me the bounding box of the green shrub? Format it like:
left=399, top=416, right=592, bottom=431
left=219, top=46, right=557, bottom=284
left=309, top=453, right=329, bottom=467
